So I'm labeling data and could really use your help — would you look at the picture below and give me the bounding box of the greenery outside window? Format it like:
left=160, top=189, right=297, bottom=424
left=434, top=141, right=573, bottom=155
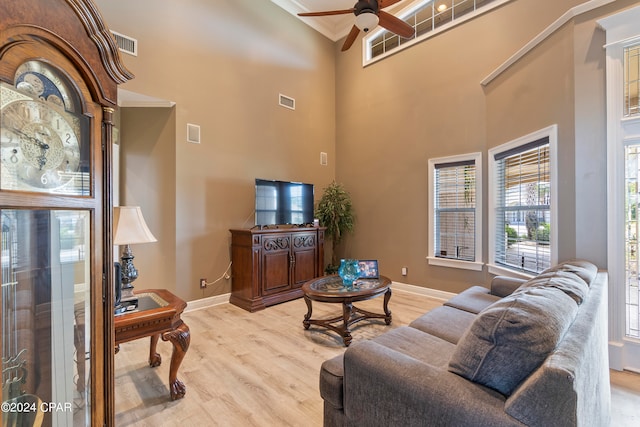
left=488, top=125, right=557, bottom=277
left=428, top=152, right=483, bottom=271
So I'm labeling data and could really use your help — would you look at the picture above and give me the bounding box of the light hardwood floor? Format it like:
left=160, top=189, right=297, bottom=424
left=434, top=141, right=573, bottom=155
left=115, top=290, right=640, bottom=426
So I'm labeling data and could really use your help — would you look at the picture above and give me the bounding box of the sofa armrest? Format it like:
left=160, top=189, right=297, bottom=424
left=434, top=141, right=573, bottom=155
left=342, top=340, right=524, bottom=427
left=490, top=276, right=527, bottom=297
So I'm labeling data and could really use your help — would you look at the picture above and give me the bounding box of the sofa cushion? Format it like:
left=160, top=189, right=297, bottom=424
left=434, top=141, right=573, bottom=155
left=541, top=259, right=598, bottom=285
left=516, top=270, right=589, bottom=305
left=444, top=286, right=501, bottom=314
left=320, top=326, right=457, bottom=411
left=512, top=260, right=597, bottom=305
left=448, top=286, right=578, bottom=396
left=490, top=276, right=527, bottom=297
left=370, top=326, right=457, bottom=367
left=409, top=305, right=476, bottom=344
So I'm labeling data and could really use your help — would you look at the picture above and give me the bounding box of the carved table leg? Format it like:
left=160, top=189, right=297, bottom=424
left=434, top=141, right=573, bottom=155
left=383, top=288, right=393, bottom=325
left=303, top=295, right=313, bottom=330
left=149, top=334, right=162, bottom=367
left=342, top=301, right=353, bottom=347
left=161, top=321, right=191, bottom=400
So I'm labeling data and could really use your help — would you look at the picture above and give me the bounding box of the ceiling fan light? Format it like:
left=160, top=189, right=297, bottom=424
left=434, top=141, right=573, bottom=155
left=355, top=12, right=379, bottom=32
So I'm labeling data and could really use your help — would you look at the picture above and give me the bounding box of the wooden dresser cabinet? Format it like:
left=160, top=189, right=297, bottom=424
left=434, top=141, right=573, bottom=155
left=230, top=227, right=325, bottom=312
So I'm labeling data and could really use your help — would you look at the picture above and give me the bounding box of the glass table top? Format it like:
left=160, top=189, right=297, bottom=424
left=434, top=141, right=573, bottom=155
left=307, top=275, right=389, bottom=294
left=115, top=292, right=169, bottom=316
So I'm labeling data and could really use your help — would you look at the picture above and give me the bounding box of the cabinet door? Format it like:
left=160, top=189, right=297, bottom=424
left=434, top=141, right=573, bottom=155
left=261, top=234, right=291, bottom=295
left=291, top=233, right=318, bottom=287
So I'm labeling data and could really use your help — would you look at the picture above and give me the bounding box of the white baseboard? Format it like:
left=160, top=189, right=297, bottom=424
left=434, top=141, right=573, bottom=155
left=186, top=292, right=230, bottom=312
left=185, top=283, right=454, bottom=312
left=391, top=281, right=456, bottom=302
left=609, top=340, right=624, bottom=371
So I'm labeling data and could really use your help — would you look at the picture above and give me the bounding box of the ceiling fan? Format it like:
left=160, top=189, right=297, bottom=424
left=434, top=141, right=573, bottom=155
left=298, top=0, right=415, bottom=51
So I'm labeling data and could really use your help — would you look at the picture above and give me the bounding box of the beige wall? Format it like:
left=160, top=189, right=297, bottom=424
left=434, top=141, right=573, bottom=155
left=97, top=0, right=638, bottom=300
left=96, top=0, right=336, bottom=301
left=334, top=0, right=636, bottom=292
left=119, top=107, right=177, bottom=295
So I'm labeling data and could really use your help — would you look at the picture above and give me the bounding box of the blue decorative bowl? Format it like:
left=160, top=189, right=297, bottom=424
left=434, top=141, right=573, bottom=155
left=338, top=259, right=359, bottom=288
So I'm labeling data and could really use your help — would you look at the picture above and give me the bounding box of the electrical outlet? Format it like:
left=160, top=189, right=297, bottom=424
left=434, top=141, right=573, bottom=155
left=401, top=267, right=408, bottom=276
left=199, top=278, right=207, bottom=289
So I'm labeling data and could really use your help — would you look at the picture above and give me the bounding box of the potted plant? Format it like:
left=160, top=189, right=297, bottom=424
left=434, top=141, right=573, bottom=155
left=315, top=181, right=355, bottom=273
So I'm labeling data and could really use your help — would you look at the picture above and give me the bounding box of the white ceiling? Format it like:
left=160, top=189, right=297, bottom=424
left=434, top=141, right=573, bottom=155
left=270, top=0, right=383, bottom=42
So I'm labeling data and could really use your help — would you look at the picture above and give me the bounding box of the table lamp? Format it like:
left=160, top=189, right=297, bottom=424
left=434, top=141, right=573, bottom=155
left=113, top=206, right=157, bottom=308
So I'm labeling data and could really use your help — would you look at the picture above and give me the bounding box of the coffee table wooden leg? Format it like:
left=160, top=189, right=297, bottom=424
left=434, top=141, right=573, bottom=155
left=342, top=301, right=353, bottom=346
left=149, top=334, right=161, bottom=367
left=303, top=295, right=312, bottom=330
left=383, top=288, right=392, bottom=325
left=161, top=321, right=191, bottom=400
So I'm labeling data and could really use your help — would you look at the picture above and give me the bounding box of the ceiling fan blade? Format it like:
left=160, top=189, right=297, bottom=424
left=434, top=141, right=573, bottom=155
left=341, top=25, right=361, bottom=51
left=298, top=9, right=355, bottom=17
left=379, top=0, right=404, bottom=8
left=378, top=10, right=414, bottom=38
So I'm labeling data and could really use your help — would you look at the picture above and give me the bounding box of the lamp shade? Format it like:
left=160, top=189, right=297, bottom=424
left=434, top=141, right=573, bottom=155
left=113, top=206, right=157, bottom=245
left=355, top=12, right=379, bottom=32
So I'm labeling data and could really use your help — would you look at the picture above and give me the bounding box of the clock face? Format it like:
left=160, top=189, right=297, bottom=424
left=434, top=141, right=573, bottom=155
left=0, top=64, right=90, bottom=195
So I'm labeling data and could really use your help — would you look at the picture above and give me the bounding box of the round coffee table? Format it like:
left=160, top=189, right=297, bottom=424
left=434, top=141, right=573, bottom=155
left=302, top=275, right=392, bottom=346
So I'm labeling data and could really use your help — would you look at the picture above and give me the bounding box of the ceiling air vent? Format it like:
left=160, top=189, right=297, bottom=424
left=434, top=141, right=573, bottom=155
left=111, top=31, right=138, bottom=56
left=279, top=94, right=295, bottom=110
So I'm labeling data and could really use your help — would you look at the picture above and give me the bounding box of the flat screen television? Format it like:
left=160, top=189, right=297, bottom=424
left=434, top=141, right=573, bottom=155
left=255, top=179, right=314, bottom=226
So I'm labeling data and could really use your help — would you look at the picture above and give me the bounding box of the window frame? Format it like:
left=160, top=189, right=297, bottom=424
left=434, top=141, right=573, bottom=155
left=488, top=125, right=558, bottom=278
left=363, top=0, right=513, bottom=67
left=427, top=152, right=483, bottom=271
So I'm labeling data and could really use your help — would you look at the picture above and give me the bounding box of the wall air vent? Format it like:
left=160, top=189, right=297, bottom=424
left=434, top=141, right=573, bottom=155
left=279, top=94, right=295, bottom=110
left=320, top=152, right=328, bottom=166
left=187, top=123, right=201, bottom=144
left=110, top=31, right=138, bottom=56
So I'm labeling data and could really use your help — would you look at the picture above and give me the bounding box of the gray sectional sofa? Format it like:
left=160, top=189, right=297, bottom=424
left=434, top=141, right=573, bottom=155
left=319, top=260, right=610, bottom=426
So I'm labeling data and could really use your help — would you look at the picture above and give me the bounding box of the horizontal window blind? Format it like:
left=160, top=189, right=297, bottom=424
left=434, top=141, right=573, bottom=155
left=494, top=138, right=550, bottom=273
left=434, top=160, right=476, bottom=262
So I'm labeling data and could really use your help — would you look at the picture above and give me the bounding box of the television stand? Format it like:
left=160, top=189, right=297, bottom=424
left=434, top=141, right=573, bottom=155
left=229, top=226, right=325, bottom=312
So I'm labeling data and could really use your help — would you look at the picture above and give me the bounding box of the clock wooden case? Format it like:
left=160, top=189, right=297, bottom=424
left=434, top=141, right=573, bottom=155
left=0, top=1, right=133, bottom=425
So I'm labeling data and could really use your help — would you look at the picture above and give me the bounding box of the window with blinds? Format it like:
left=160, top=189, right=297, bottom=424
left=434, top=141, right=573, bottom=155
left=493, top=138, right=551, bottom=274
left=428, top=152, right=482, bottom=270
left=434, top=161, right=476, bottom=261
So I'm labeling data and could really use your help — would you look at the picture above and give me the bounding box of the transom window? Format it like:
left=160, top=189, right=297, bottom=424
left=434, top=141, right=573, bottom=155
left=364, top=0, right=510, bottom=65
left=489, top=126, right=557, bottom=277
left=428, top=152, right=482, bottom=271
left=625, top=44, right=640, bottom=117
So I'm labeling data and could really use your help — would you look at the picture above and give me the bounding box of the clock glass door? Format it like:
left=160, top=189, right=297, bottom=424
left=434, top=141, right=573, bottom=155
left=1, top=60, right=97, bottom=426
left=2, top=209, right=91, bottom=426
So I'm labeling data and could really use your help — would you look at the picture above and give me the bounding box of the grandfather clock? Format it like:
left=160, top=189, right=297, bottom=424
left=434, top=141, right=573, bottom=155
left=0, top=1, right=133, bottom=425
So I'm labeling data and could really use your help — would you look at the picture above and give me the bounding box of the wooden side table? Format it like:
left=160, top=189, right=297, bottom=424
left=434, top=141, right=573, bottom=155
left=114, top=289, right=190, bottom=400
